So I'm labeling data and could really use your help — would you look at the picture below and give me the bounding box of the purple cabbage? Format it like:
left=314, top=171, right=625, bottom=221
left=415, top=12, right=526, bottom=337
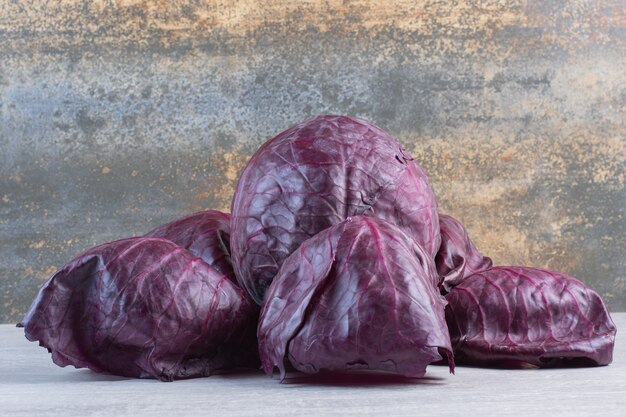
left=18, top=112, right=617, bottom=382
left=445, top=266, right=616, bottom=367
left=18, top=237, right=259, bottom=381
left=231, top=115, right=440, bottom=304
left=258, top=216, right=453, bottom=379
left=436, top=214, right=492, bottom=292
left=144, top=210, right=234, bottom=282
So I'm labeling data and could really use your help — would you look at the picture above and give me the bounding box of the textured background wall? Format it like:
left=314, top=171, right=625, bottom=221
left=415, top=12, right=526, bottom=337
left=1, top=1, right=624, bottom=322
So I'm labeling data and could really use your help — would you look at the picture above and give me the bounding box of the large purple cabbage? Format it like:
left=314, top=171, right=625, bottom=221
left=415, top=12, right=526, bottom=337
left=18, top=237, right=259, bottom=381
left=445, top=266, right=616, bottom=367
left=231, top=115, right=440, bottom=304
left=258, top=216, right=453, bottom=379
left=144, top=210, right=234, bottom=282
left=435, top=214, right=492, bottom=292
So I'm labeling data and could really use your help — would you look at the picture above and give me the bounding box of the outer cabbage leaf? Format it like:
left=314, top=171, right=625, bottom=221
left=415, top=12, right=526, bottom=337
left=445, top=266, right=616, bottom=367
left=435, top=214, right=492, bottom=292
left=144, top=210, right=234, bottom=282
left=258, top=216, right=453, bottom=379
left=231, top=115, right=440, bottom=304
left=18, top=237, right=259, bottom=381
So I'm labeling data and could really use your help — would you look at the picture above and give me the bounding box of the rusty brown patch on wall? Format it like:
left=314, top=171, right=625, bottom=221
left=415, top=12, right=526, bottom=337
left=1, top=0, right=624, bottom=57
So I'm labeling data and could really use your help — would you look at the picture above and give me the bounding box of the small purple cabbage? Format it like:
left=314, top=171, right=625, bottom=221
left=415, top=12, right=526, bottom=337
left=258, top=216, right=453, bottom=379
left=18, top=237, right=259, bottom=381
left=445, top=266, right=616, bottom=367
left=231, top=115, right=440, bottom=304
left=435, top=214, right=492, bottom=292
left=144, top=210, right=234, bottom=282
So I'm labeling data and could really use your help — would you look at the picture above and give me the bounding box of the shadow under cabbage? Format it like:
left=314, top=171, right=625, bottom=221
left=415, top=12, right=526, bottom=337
left=279, top=370, right=446, bottom=387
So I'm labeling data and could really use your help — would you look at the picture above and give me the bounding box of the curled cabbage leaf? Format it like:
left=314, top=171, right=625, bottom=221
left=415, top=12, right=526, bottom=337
left=435, top=214, right=492, bottom=292
left=445, top=266, right=616, bottom=367
left=258, top=216, right=453, bottom=379
left=145, top=210, right=234, bottom=282
left=18, top=237, right=259, bottom=381
left=231, top=115, right=440, bottom=304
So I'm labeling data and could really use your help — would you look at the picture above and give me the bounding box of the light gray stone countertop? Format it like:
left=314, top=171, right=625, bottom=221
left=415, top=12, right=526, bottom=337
left=1, top=313, right=623, bottom=417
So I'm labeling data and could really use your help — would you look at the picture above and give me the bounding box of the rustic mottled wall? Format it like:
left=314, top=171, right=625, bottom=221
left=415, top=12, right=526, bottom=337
left=1, top=1, right=624, bottom=322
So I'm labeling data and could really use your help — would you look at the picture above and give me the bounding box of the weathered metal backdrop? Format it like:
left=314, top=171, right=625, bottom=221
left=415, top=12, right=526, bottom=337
left=0, top=1, right=624, bottom=322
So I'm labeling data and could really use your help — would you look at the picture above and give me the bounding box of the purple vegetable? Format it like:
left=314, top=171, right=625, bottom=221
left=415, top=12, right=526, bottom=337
left=18, top=237, right=259, bottom=381
left=145, top=210, right=234, bottom=282
left=258, top=216, right=453, bottom=379
left=436, top=214, right=492, bottom=292
left=231, top=115, right=440, bottom=304
left=445, top=266, right=616, bottom=367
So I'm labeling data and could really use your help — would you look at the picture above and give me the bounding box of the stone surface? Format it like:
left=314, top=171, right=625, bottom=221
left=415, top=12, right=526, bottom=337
left=1, top=1, right=625, bottom=322
left=1, top=314, right=624, bottom=417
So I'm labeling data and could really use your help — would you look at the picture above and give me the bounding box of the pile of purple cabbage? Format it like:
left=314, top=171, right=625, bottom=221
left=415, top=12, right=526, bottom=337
left=19, top=115, right=616, bottom=381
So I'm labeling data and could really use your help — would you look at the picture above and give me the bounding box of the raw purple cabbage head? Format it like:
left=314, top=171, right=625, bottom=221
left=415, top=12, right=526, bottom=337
left=231, top=115, right=440, bottom=304
left=435, top=214, right=492, bottom=292
left=144, top=210, right=234, bottom=282
left=445, top=266, right=616, bottom=367
left=18, top=237, right=259, bottom=381
left=258, top=216, right=453, bottom=379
